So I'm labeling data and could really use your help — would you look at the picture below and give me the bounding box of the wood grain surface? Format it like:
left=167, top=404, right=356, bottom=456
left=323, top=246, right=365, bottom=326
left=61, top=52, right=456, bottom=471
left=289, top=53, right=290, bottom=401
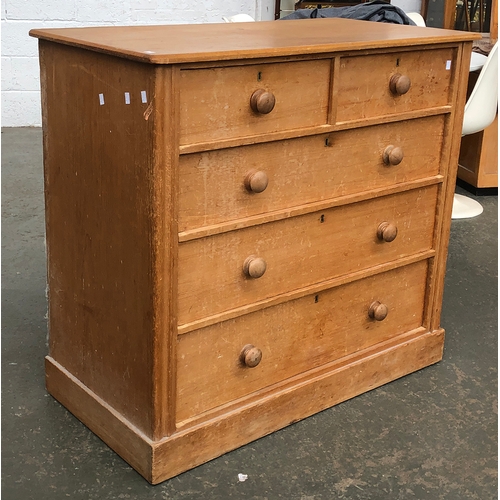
left=178, top=115, right=445, bottom=232
left=177, top=260, right=429, bottom=422
left=30, top=19, right=478, bottom=64
left=40, top=41, right=163, bottom=437
left=35, top=20, right=475, bottom=483
left=178, top=186, right=438, bottom=325
left=179, top=59, right=331, bottom=146
left=336, top=47, right=456, bottom=122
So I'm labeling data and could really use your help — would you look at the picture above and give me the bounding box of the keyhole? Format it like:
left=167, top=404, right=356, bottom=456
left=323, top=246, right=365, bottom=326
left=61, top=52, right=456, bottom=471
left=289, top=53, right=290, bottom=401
left=396, top=58, right=400, bottom=67
left=257, top=71, right=262, bottom=81
left=320, top=214, right=325, bottom=223
left=315, top=295, right=319, bottom=303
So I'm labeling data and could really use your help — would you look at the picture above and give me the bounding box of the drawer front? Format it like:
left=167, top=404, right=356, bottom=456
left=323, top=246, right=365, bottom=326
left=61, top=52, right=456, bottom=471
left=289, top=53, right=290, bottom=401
left=179, top=59, right=331, bottom=146
left=177, top=260, right=429, bottom=423
left=178, top=185, right=437, bottom=325
left=179, top=115, right=445, bottom=232
left=336, top=48, right=456, bottom=123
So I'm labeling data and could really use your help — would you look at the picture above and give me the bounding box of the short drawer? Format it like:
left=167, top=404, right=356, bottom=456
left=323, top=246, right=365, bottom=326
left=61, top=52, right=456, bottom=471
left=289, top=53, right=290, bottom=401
left=336, top=47, right=456, bottom=123
left=176, top=260, right=429, bottom=423
left=178, top=185, right=438, bottom=325
left=179, top=59, right=331, bottom=147
left=179, top=115, right=445, bottom=232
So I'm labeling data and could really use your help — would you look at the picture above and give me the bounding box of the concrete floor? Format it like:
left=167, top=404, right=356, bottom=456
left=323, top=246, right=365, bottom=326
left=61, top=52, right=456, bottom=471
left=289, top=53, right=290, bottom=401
left=2, top=127, right=497, bottom=499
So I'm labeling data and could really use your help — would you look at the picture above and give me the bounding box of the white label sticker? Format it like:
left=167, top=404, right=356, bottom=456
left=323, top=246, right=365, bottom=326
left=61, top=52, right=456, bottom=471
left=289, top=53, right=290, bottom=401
left=99, top=93, right=105, bottom=105
left=124, top=92, right=131, bottom=104
left=446, top=60, right=452, bottom=70
left=141, top=90, right=147, bottom=103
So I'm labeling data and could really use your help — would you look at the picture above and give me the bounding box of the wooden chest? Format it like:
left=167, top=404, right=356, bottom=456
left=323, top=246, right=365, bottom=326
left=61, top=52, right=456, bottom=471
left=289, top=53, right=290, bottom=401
left=30, top=20, right=476, bottom=484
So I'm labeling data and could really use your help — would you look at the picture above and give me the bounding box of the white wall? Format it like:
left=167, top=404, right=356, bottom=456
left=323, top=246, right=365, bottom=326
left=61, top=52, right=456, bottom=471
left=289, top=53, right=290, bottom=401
left=1, top=0, right=274, bottom=127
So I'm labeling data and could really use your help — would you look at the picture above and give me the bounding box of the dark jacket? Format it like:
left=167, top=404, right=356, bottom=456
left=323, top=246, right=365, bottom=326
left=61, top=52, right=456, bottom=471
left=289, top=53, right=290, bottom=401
left=280, top=0, right=416, bottom=25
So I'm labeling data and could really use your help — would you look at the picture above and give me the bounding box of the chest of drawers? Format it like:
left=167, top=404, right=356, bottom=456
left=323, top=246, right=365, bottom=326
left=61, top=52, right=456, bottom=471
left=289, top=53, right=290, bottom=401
left=31, top=19, right=476, bottom=483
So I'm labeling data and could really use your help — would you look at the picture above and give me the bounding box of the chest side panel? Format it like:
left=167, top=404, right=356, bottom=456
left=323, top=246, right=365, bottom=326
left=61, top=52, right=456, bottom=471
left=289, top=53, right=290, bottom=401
left=40, top=41, right=160, bottom=436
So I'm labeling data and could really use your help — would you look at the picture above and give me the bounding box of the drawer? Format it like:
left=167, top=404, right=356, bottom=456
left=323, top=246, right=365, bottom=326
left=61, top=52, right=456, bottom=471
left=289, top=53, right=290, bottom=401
left=179, top=59, right=331, bottom=147
left=178, top=185, right=438, bottom=325
left=179, top=115, right=445, bottom=232
left=177, top=260, right=429, bottom=423
left=336, top=47, right=456, bottom=123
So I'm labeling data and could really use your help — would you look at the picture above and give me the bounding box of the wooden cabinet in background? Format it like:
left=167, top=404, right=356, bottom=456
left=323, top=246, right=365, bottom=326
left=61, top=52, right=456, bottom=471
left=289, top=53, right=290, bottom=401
left=30, top=20, right=477, bottom=484
left=458, top=66, right=498, bottom=190
left=458, top=114, right=498, bottom=189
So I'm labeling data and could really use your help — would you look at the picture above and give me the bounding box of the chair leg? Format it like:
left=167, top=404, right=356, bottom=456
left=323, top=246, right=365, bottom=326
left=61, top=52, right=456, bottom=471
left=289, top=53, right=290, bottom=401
left=275, top=0, right=281, bottom=19
left=465, top=0, right=471, bottom=30
left=479, top=0, right=484, bottom=31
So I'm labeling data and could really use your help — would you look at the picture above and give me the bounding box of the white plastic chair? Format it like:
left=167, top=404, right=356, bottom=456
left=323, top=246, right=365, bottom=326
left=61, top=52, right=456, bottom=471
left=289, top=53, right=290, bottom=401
left=452, top=42, right=498, bottom=219
left=470, top=51, right=488, bottom=71
left=462, top=42, right=498, bottom=137
left=406, top=12, right=426, bottom=26
left=222, top=14, right=255, bottom=22
left=405, top=13, right=495, bottom=219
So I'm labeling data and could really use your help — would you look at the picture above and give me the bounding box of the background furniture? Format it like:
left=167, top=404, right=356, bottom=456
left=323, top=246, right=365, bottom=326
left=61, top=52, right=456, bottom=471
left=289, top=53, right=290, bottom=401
left=458, top=115, right=498, bottom=191
left=31, top=20, right=477, bottom=484
left=453, top=42, right=498, bottom=218
left=444, top=0, right=497, bottom=36
left=403, top=10, right=496, bottom=214
left=222, top=13, right=255, bottom=22
left=407, top=11, right=427, bottom=24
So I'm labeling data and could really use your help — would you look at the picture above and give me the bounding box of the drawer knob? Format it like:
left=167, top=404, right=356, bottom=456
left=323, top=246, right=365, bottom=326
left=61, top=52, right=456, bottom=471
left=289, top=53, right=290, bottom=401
left=240, top=344, right=262, bottom=368
left=245, top=170, right=269, bottom=193
left=383, top=145, right=404, bottom=166
left=389, top=73, right=411, bottom=95
left=250, top=89, right=276, bottom=114
left=243, top=256, right=267, bottom=279
left=377, top=222, right=398, bottom=242
left=368, top=301, right=389, bottom=321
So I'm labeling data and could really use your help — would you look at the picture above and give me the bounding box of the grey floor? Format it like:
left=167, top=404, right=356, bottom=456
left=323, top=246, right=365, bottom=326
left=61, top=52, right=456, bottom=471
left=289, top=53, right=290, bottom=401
left=2, top=127, right=497, bottom=499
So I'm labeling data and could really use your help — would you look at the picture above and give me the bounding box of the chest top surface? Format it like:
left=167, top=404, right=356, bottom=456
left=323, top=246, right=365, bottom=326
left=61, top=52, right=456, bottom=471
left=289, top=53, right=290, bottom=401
left=29, top=18, right=478, bottom=64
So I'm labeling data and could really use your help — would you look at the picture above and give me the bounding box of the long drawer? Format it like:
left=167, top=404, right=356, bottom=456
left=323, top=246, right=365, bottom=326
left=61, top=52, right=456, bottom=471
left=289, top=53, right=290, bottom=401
left=179, top=59, right=331, bottom=146
left=178, top=185, right=438, bottom=325
left=336, top=47, right=456, bottom=123
left=178, top=115, right=445, bottom=233
left=176, top=260, right=429, bottom=423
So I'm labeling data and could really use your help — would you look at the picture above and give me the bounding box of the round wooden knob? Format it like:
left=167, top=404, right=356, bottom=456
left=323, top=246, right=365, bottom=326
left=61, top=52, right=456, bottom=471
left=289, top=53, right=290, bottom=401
left=368, top=301, right=389, bottom=321
left=383, top=145, right=404, bottom=166
left=377, top=222, right=398, bottom=242
left=250, top=89, right=276, bottom=114
left=240, top=344, right=262, bottom=368
left=244, top=170, right=269, bottom=193
left=243, top=256, right=267, bottom=279
left=389, top=73, right=411, bottom=95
